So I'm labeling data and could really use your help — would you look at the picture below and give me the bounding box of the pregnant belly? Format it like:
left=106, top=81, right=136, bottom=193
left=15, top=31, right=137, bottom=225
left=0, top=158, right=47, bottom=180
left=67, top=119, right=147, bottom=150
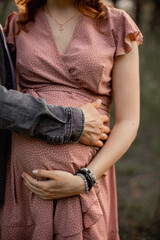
left=12, top=132, right=97, bottom=176
left=12, top=87, right=110, bottom=175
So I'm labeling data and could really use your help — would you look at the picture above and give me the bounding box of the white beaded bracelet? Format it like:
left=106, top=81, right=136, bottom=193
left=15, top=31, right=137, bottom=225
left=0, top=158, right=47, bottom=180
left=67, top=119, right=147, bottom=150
left=76, top=172, right=89, bottom=193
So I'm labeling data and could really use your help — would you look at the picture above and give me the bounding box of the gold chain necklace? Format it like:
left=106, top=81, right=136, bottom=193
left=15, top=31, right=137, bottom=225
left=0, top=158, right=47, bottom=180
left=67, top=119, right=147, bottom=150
left=45, top=5, right=80, bottom=33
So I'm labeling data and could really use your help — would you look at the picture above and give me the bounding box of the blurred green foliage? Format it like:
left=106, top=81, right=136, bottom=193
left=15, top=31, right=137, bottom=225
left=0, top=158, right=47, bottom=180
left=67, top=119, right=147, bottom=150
left=116, top=30, right=160, bottom=239
left=0, top=0, right=160, bottom=239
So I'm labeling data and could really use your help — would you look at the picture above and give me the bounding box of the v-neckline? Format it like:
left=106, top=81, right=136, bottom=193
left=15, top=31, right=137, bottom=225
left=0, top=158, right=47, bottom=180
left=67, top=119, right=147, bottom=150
left=42, top=7, right=83, bottom=58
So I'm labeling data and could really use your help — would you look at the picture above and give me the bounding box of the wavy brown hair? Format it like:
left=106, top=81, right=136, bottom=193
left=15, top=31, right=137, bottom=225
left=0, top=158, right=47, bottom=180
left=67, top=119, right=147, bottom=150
left=15, top=0, right=112, bottom=34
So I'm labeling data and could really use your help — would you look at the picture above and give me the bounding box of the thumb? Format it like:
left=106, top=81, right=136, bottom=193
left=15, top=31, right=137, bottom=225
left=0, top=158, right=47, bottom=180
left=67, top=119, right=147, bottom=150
left=32, top=169, right=55, bottom=179
left=91, top=99, right=102, bottom=109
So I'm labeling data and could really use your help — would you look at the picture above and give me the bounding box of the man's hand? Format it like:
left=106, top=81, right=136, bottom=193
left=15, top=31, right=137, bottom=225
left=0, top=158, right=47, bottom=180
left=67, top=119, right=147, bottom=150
left=79, top=99, right=110, bottom=147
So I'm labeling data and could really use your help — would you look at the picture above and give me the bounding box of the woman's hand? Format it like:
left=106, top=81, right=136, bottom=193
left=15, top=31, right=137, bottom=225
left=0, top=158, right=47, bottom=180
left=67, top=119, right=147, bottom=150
left=21, top=169, right=85, bottom=200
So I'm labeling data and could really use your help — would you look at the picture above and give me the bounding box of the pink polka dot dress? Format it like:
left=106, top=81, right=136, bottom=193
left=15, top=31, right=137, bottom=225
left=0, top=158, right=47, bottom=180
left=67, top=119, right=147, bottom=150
left=0, top=6, right=143, bottom=240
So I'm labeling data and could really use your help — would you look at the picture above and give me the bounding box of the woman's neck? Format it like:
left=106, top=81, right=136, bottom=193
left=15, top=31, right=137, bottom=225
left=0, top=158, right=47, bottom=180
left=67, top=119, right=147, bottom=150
left=46, top=0, right=75, bottom=9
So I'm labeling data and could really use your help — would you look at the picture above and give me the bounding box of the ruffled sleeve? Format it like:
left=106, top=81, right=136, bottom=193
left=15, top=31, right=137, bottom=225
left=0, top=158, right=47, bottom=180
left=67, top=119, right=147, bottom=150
left=3, top=12, right=19, bottom=52
left=114, top=9, right=143, bottom=57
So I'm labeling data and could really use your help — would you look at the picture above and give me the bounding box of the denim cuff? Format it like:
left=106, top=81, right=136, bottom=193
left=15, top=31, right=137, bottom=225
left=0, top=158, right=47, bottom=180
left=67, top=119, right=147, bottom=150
left=64, top=107, right=85, bottom=143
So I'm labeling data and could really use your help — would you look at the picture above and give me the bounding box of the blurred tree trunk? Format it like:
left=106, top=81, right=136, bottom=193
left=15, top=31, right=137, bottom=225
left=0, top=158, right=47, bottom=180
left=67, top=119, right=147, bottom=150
left=151, top=0, right=160, bottom=31
left=112, top=0, right=118, bottom=6
left=0, top=0, right=10, bottom=25
left=135, top=0, right=160, bottom=31
left=135, top=0, right=142, bottom=26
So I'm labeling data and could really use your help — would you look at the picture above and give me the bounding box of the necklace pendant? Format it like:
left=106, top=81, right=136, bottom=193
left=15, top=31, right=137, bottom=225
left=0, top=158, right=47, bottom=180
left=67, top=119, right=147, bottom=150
left=59, top=25, right=64, bottom=33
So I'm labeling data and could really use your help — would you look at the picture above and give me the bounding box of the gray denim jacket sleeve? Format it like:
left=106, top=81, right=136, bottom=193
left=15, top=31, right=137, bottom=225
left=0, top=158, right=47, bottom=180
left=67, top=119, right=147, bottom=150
left=0, top=85, right=84, bottom=144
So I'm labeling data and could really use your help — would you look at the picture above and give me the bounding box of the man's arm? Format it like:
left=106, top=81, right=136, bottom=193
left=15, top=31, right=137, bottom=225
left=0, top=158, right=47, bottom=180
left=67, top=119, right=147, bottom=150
left=0, top=85, right=84, bottom=144
left=0, top=86, right=110, bottom=146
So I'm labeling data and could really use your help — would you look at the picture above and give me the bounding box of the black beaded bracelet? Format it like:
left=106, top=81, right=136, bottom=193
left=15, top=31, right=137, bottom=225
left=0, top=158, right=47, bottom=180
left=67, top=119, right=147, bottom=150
left=80, top=168, right=97, bottom=185
left=76, top=168, right=97, bottom=191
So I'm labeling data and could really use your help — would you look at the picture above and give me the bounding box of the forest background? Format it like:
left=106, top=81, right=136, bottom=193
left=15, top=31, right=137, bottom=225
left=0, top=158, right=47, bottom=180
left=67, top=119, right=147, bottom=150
left=0, top=0, right=160, bottom=239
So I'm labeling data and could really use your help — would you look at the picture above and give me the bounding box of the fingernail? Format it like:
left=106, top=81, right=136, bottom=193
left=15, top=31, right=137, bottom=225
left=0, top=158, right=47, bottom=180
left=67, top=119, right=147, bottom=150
left=21, top=174, right=24, bottom=178
left=96, top=99, right=102, bottom=104
left=32, top=169, right=38, bottom=174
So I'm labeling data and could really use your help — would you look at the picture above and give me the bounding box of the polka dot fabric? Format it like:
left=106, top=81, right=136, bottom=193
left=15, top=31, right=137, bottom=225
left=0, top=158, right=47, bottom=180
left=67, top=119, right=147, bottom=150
left=0, top=6, right=143, bottom=240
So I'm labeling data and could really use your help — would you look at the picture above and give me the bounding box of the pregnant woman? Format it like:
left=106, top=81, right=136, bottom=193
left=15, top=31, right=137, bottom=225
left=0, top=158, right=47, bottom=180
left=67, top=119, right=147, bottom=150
left=0, top=0, right=143, bottom=239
